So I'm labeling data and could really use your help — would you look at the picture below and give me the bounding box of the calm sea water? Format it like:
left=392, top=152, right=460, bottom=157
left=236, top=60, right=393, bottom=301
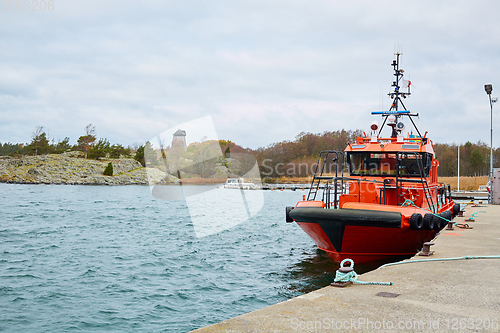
left=1, top=184, right=346, bottom=332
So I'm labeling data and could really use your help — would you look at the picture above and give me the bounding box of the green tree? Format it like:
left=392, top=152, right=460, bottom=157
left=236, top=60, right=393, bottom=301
left=27, top=126, right=51, bottom=155
left=103, top=162, right=113, bottom=176
left=0, top=142, right=23, bottom=156
left=87, top=138, right=110, bottom=160
left=440, top=148, right=457, bottom=176
left=77, top=124, right=96, bottom=158
left=134, top=144, right=145, bottom=167
left=494, top=147, right=500, bottom=169
left=144, top=141, right=159, bottom=167
left=109, top=144, right=131, bottom=158
left=184, top=140, right=220, bottom=178
left=53, top=137, right=72, bottom=154
left=469, top=149, right=485, bottom=176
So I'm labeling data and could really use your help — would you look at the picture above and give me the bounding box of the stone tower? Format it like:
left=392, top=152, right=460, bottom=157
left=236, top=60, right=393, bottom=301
left=171, top=129, right=187, bottom=151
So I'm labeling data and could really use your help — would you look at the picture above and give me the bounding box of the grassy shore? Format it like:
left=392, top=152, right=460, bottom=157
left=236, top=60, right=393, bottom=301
left=177, top=177, right=227, bottom=185
left=438, top=176, right=488, bottom=191
left=264, top=176, right=312, bottom=184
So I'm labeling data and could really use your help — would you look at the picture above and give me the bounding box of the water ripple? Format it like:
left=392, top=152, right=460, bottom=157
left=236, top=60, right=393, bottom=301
left=0, top=183, right=340, bottom=333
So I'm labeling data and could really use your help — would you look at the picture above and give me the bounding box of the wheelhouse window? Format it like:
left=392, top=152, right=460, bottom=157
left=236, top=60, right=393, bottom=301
left=347, top=152, right=432, bottom=177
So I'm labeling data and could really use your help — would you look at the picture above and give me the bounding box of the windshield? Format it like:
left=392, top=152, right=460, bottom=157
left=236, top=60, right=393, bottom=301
left=348, top=152, right=432, bottom=177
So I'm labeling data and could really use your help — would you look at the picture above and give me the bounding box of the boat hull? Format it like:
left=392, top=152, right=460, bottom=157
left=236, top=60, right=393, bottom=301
left=290, top=206, right=443, bottom=263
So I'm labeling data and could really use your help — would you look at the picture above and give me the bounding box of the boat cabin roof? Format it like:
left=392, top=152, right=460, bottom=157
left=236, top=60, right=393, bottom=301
left=345, top=135, right=435, bottom=156
left=226, top=178, right=244, bottom=182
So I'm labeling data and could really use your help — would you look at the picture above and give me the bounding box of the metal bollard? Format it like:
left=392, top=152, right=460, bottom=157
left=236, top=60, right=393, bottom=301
left=339, top=266, right=353, bottom=273
left=331, top=265, right=354, bottom=288
left=418, top=242, right=435, bottom=256
left=446, top=221, right=454, bottom=230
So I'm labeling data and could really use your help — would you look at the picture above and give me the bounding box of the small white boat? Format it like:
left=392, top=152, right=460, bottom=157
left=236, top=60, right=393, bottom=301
left=224, top=178, right=256, bottom=190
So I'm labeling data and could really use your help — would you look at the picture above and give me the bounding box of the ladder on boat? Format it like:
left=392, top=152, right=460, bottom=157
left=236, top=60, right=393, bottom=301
left=395, top=152, right=435, bottom=213
left=307, top=151, right=343, bottom=201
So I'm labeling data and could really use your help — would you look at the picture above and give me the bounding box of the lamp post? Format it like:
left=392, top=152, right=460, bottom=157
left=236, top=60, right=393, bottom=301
left=484, top=84, right=494, bottom=204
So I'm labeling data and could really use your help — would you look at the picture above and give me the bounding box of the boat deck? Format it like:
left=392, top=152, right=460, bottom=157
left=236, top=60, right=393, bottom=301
left=192, top=204, right=500, bottom=332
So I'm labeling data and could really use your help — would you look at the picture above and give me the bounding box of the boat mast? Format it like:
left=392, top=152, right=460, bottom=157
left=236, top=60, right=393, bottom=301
left=388, top=52, right=410, bottom=113
left=374, top=53, right=423, bottom=140
left=387, top=53, right=410, bottom=137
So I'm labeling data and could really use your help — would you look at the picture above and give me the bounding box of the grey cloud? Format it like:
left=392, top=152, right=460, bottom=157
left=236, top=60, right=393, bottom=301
left=1, top=0, right=500, bottom=148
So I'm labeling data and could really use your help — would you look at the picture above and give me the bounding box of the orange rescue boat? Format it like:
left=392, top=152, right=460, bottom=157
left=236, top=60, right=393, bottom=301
left=286, top=53, right=460, bottom=264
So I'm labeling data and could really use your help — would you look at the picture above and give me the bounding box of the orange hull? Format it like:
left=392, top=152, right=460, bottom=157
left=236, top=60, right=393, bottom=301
left=290, top=201, right=456, bottom=263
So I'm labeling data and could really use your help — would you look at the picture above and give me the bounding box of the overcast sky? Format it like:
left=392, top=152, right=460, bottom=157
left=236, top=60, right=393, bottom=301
left=1, top=0, right=500, bottom=149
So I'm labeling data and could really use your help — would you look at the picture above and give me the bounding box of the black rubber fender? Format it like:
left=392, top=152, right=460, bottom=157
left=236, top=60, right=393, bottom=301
left=441, top=211, right=452, bottom=229
left=285, top=206, right=294, bottom=223
left=409, top=213, right=423, bottom=230
left=423, top=213, right=435, bottom=230
left=433, top=214, right=441, bottom=230
left=452, top=203, right=460, bottom=218
left=437, top=213, right=447, bottom=230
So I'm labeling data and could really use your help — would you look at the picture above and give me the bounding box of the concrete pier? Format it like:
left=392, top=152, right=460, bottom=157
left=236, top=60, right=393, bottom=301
left=450, top=190, right=489, bottom=200
left=193, top=204, right=500, bottom=332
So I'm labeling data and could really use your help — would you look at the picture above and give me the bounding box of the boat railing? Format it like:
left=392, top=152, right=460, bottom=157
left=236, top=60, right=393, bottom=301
left=307, top=150, right=345, bottom=201
left=305, top=150, right=453, bottom=210
left=323, top=177, right=381, bottom=209
left=318, top=176, right=452, bottom=210
left=355, top=135, right=424, bottom=145
left=439, top=183, right=453, bottom=206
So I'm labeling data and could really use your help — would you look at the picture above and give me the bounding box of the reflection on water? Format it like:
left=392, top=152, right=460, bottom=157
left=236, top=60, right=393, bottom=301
left=1, top=184, right=420, bottom=332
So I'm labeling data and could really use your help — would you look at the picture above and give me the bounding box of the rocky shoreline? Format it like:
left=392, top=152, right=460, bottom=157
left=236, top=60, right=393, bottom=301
left=0, top=152, right=172, bottom=186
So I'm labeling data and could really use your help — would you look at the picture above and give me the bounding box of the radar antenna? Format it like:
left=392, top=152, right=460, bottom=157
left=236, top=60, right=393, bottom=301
left=371, top=53, right=424, bottom=141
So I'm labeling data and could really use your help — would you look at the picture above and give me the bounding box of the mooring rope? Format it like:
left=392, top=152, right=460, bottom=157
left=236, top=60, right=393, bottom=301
left=377, top=255, right=500, bottom=270
left=400, top=199, right=452, bottom=223
left=471, top=211, right=486, bottom=218
left=334, top=259, right=393, bottom=285
left=401, top=199, right=487, bottom=228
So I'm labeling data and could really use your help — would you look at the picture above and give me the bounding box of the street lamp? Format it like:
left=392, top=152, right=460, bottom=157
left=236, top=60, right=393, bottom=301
left=484, top=84, right=495, bottom=204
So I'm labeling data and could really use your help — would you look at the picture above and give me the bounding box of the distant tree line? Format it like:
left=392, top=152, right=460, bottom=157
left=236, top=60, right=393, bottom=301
left=0, top=124, right=132, bottom=160
left=251, top=131, right=499, bottom=178
left=2, top=125, right=499, bottom=177
left=433, top=141, right=500, bottom=177
left=252, top=130, right=363, bottom=178
left=0, top=142, right=23, bottom=156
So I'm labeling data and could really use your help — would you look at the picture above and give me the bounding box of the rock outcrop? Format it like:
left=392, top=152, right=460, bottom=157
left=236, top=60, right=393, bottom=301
left=0, top=152, right=176, bottom=185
